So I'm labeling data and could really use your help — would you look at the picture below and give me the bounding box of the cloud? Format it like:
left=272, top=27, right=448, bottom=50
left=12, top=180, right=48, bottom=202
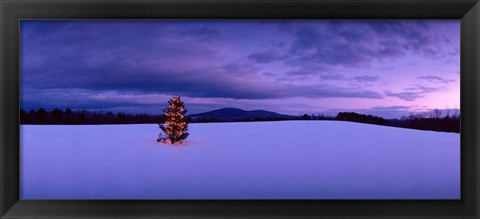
left=23, top=54, right=384, bottom=100
left=223, top=61, right=261, bottom=75
left=21, top=86, right=383, bottom=116
left=287, top=27, right=373, bottom=67
left=284, top=69, right=345, bottom=81
left=298, top=84, right=383, bottom=99
left=319, top=72, right=345, bottom=80
left=247, top=50, right=285, bottom=63
left=285, top=70, right=377, bottom=84
left=282, top=20, right=458, bottom=69
left=405, top=85, right=443, bottom=93
left=180, top=27, right=222, bottom=41
left=385, top=91, right=424, bottom=101
left=352, top=75, right=380, bottom=82
left=418, top=75, right=455, bottom=84
left=370, top=105, right=411, bottom=110
left=285, top=69, right=313, bottom=76
left=385, top=85, right=444, bottom=101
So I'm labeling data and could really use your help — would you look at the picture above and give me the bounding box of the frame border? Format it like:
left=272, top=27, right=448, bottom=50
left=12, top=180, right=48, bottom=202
left=1, top=0, right=479, bottom=218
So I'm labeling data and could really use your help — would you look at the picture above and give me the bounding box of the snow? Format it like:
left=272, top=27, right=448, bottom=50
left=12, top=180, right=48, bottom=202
left=20, top=121, right=460, bottom=199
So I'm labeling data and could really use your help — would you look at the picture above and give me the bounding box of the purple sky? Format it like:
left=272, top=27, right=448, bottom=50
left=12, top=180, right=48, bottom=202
left=20, top=20, right=460, bottom=118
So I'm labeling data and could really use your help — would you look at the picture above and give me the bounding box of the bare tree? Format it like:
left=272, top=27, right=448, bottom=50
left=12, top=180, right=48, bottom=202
left=453, top=108, right=460, bottom=119
left=434, top=109, right=442, bottom=119
left=445, top=106, right=451, bottom=118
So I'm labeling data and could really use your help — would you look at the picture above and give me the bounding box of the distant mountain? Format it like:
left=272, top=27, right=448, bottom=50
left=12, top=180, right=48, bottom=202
left=188, top=108, right=296, bottom=121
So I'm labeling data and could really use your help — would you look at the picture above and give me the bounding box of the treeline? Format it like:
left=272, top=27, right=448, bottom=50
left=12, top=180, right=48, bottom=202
left=20, top=108, right=164, bottom=124
left=390, top=111, right=460, bottom=133
left=20, top=108, right=460, bottom=133
left=336, top=112, right=387, bottom=125
left=189, top=113, right=336, bottom=123
left=191, top=117, right=291, bottom=123
left=335, top=111, right=460, bottom=133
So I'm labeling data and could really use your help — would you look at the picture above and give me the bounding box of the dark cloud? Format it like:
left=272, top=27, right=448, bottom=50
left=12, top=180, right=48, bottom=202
left=20, top=89, right=158, bottom=112
left=20, top=88, right=240, bottom=115
left=247, top=50, right=285, bottom=63
left=287, top=27, right=372, bottom=67
left=223, top=61, right=261, bottom=75
left=180, top=27, right=222, bottom=41
left=290, top=27, right=326, bottom=52
left=281, top=20, right=456, bottom=68
left=353, top=75, right=380, bottom=82
left=319, top=72, right=345, bottom=80
left=21, top=82, right=384, bottom=116
left=283, top=66, right=345, bottom=81
left=285, top=69, right=313, bottom=76
left=22, top=50, right=383, bottom=101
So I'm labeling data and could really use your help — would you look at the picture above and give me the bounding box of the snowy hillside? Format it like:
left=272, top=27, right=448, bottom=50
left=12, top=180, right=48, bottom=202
left=20, top=121, right=460, bottom=199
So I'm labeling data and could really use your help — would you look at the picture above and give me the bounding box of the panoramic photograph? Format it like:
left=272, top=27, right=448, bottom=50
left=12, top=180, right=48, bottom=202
left=20, top=20, right=460, bottom=199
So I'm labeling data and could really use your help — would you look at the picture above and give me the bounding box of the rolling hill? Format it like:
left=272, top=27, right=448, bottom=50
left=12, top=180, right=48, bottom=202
left=188, top=108, right=296, bottom=121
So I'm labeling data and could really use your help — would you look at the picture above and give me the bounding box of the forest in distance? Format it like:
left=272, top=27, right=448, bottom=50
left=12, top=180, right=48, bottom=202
left=20, top=108, right=460, bottom=133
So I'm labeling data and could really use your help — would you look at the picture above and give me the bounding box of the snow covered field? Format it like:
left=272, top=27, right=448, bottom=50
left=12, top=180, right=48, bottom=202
left=20, top=121, right=460, bottom=199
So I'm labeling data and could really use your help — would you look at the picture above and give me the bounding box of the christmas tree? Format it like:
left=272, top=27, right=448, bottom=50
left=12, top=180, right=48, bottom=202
left=159, top=96, right=189, bottom=144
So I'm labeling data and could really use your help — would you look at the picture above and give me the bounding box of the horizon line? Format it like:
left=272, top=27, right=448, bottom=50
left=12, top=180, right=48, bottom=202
left=19, top=106, right=461, bottom=120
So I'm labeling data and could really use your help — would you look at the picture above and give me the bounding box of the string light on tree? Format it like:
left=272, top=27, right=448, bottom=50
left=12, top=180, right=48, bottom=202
left=158, top=96, right=189, bottom=144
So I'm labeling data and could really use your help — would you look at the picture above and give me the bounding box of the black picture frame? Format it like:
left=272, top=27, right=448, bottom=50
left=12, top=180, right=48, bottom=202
left=1, top=0, right=479, bottom=218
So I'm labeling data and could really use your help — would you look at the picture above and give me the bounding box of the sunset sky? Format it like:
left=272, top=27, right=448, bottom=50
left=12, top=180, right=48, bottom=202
left=20, top=20, right=460, bottom=118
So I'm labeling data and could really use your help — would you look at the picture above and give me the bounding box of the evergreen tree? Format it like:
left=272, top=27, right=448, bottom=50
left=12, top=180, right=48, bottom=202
left=35, top=108, right=48, bottom=124
left=159, top=96, right=189, bottom=144
left=301, top=113, right=310, bottom=120
left=20, top=109, right=28, bottom=124
left=51, top=108, right=63, bottom=123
